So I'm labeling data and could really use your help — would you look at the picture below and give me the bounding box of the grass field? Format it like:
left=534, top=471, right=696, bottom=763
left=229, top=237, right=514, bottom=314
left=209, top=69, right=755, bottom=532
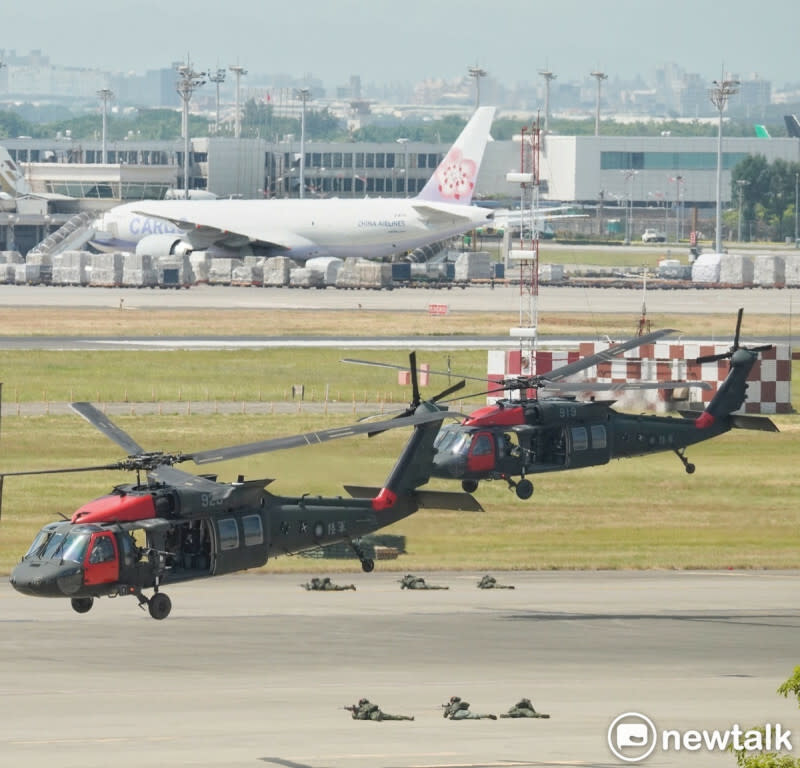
left=0, top=304, right=797, bottom=576
left=1, top=409, right=797, bottom=575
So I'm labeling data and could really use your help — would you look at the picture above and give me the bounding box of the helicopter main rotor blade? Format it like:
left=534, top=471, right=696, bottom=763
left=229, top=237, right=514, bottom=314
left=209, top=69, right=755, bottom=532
left=543, top=328, right=677, bottom=383
left=188, top=409, right=454, bottom=466
left=71, top=402, right=146, bottom=455
left=341, top=357, right=490, bottom=384
left=0, top=462, right=131, bottom=479
left=539, top=379, right=712, bottom=393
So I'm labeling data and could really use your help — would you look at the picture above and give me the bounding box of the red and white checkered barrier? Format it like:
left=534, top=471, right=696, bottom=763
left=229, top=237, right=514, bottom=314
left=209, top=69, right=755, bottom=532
left=488, top=343, right=792, bottom=415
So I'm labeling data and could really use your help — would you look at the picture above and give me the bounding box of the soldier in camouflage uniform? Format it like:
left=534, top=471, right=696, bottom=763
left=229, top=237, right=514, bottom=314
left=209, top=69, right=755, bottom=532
left=477, top=574, right=515, bottom=590
left=302, top=576, right=356, bottom=591
left=441, top=696, right=497, bottom=720
left=499, top=697, right=550, bottom=718
left=345, top=698, right=414, bottom=721
left=400, top=573, right=449, bottom=590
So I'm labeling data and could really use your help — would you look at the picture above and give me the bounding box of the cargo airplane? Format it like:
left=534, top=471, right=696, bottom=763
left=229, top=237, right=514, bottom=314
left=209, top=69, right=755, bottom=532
left=91, top=107, right=497, bottom=262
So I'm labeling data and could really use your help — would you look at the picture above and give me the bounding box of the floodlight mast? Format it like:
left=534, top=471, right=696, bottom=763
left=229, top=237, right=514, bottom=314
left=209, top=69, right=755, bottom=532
left=538, top=69, right=556, bottom=133
left=96, top=88, right=114, bottom=164
left=229, top=64, right=247, bottom=139
left=208, top=68, right=226, bottom=134
left=176, top=59, right=206, bottom=198
left=590, top=71, right=608, bottom=136
left=709, top=74, right=740, bottom=253
left=296, top=87, right=311, bottom=198
left=468, top=65, right=487, bottom=110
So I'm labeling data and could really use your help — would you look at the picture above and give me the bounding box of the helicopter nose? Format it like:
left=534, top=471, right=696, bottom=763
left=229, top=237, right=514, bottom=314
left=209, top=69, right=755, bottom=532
left=10, top=560, right=83, bottom=597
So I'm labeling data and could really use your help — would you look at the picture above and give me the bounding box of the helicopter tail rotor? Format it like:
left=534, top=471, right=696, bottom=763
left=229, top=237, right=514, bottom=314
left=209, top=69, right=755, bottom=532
left=695, top=308, right=773, bottom=364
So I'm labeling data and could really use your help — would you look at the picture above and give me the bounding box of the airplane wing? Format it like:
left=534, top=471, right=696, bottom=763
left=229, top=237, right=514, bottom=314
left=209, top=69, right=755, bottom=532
left=131, top=206, right=313, bottom=253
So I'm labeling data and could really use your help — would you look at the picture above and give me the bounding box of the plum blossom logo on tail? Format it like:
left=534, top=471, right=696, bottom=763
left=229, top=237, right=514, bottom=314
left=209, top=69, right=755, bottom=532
left=435, top=148, right=477, bottom=200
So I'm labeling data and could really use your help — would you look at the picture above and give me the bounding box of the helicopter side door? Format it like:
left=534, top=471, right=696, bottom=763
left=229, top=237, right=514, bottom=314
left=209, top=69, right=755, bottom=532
left=83, top=531, right=120, bottom=586
left=466, top=431, right=496, bottom=474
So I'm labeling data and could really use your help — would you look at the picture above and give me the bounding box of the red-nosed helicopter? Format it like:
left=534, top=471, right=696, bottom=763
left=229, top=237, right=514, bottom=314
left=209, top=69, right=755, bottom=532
left=344, top=310, right=778, bottom=500
left=2, top=401, right=479, bottom=619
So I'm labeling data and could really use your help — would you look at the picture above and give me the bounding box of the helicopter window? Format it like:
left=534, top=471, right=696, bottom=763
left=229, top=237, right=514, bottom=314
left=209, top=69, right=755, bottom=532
left=449, top=433, right=472, bottom=456
left=218, top=518, right=239, bottom=551
left=88, top=535, right=115, bottom=565
left=471, top=434, right=494, bottom=456
left=24, top=524, right=59, bottom=559
left=60, top=532, right=91, bottom=563
left=591, top=424, right=607, bottom=449
left=571, top=427, right=589, bottom=451
left=434, top=429, right=460, bottom=452
left=41, top=531, right=68, bottom=560
left=242, top=515, right=263, bottom=547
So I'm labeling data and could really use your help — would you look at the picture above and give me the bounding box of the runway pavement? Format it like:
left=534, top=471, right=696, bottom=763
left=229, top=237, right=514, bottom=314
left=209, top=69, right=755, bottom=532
left=1, top=282, right=799, bottom=314
left=1, top=570, right=799, bottom=768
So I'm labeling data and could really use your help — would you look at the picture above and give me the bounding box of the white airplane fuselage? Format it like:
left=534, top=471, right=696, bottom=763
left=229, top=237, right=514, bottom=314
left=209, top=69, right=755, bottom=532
left=94, top=198, right=492, bottom=261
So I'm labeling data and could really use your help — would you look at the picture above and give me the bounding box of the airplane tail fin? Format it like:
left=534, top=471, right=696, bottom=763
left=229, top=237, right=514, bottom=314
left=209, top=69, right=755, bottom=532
left=416, top=106, right=496, bottom=205
left=784, top=115, right=800, bottom=138
left=754, top=124, right=770, bottom=138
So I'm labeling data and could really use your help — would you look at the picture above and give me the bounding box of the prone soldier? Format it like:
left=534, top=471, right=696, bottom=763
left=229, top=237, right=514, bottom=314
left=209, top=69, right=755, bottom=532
left=400, top=573, right=449, bottom=590
left=477, top=574, right=515, bottom=589
left=499, top=697, right=550, bottom=718
left=441, top=696, right=497, bottom=720
left=344, top=698, right=414, bottom=721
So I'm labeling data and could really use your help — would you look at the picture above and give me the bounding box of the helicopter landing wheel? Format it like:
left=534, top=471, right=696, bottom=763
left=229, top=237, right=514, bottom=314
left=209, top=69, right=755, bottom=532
left=361, top=558, right=375, bottom=573
left=515, top=479, right=534, bottom=500
left=148, top=592, right=172, bottom=620
left=461, top=479, right=479, bottom=493
left=674, top=448, right=695, bottom=475
left=71, top=597, right=94, bottom=614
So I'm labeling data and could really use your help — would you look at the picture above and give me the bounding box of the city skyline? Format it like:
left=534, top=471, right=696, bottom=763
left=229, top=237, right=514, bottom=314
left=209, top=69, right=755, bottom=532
left=5, top=0, right=799, bottom=93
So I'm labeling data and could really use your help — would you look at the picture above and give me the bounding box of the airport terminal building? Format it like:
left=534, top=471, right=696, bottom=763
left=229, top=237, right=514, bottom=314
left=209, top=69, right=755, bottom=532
left=2, top=131, right=798, bottom=253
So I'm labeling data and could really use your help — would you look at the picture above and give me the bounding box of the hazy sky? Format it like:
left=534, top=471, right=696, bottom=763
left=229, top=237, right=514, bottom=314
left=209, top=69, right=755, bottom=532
left=5, top=0, right=799, bottom=89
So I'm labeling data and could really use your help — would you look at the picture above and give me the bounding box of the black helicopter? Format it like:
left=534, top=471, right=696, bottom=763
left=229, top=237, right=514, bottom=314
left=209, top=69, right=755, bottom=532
left=3, top=401, right=479, bottom=619
left=345, top=311, right=778, bottom=499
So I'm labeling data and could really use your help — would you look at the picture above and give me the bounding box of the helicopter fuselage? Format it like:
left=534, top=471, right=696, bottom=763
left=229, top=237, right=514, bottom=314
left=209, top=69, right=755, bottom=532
left=10, top=481, right=417, bottom=604
left=431, top=397, right=732, bottom=487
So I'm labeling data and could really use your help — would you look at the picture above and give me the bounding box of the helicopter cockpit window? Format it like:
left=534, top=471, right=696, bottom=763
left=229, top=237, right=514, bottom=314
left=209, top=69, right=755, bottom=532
left=472, top=434, right=494, bottom=456
left=434, top=428, right=460, bottom=453
left=218, top=518, right=239, bottom=551
left=571, top=426, right=589, bottom=452
left=88, top=535, right=115, bottom=565
left=23, top=523, right=60, bottom=559
left=242, top=514, right=263, bottom=547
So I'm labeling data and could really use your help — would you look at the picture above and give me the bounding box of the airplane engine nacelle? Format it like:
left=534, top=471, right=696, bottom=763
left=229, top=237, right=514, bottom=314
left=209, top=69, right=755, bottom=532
left=135, top=234, right=192, bottom=259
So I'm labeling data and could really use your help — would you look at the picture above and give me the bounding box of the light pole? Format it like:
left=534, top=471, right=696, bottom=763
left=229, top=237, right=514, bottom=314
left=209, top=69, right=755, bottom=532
left=229, top=64, right=247, bottom=139
left=96, top=88, right=113, bottom=164
left=795, top=172, right=799, bottom=244
left=208, top=68, right=226, bottom=134
left=296, top=87, right=311, bottom=199
left=736, top=179, right=749, bottom=242
left=590, top=71, right=607, bottom=136
left=709, top=75, right=740, bottom=253
left=538, top=69, right=556, bottom=134
left=176, top=60, right=206, bottom=197
left=622, top=170, right=637, bottom=244
left=468, top=65, right=487, bottom=110
left=396, top=137, right=408, bottom=197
